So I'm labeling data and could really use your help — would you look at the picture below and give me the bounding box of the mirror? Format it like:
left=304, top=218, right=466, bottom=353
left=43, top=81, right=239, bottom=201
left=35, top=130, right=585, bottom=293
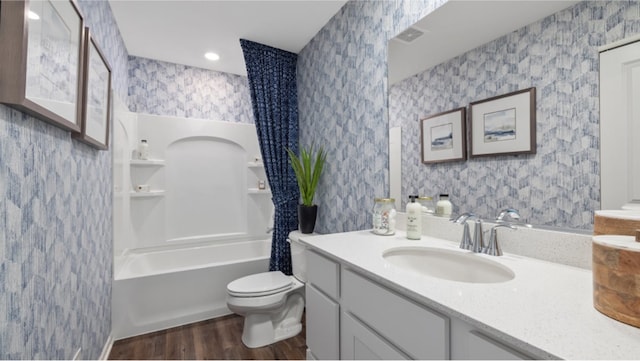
left=386, top=0, right=620, bottom=231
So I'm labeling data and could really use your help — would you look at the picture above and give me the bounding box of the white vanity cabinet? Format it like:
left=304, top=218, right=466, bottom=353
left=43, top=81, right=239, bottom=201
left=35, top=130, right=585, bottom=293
left=305, top=249, right=533, bottom=360
left=305, top=250, right=341, bottom=360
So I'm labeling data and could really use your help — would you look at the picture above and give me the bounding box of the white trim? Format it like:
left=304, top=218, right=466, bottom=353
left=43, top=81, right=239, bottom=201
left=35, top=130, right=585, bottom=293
left=72, top=348, right=82, bottom=360
left=389, top=127, right=402, bottom=211
left=99, top=334, right=114, bottom=360
left=598, top=33, right=640, bottom=53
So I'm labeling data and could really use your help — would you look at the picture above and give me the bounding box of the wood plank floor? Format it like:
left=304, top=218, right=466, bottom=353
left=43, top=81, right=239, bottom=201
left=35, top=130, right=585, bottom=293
left=108, top=314, right=307, bottom=360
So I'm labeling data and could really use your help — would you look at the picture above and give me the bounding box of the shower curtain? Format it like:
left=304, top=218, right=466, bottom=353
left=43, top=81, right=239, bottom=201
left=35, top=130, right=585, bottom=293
left=240, top=39, right=299, bottom=275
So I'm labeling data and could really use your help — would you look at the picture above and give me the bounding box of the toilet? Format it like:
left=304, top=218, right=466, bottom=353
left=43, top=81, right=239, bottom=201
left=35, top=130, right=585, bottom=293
left=226, top=231, right=308, bottom=348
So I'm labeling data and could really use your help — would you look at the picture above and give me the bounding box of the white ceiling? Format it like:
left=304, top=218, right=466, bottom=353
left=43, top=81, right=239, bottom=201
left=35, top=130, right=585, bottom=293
left=388, top=0, right=580, bottom=85
left=109, top=0, right=348, bottom=77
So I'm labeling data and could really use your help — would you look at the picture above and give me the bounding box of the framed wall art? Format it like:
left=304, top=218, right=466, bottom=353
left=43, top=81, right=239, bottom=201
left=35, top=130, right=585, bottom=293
left=420, top=107, right=467, bottom=164
left=0, top=0, right=85, bottom=132
left=469, top=87, right=536, bottom=158
left=73, top=28, right=112, bottom=150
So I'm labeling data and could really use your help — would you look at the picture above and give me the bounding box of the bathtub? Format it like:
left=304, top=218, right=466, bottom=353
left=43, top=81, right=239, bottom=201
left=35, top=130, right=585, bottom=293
left=111, top=238, right=271, bottom=340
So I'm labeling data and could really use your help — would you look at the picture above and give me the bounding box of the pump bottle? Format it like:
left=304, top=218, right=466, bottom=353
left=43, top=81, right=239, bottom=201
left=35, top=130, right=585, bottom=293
left=138, top=139, right=149, bottom=160
left=406, top=195, right=422, bottom=240
left=436, top=194, right=453, bottom=217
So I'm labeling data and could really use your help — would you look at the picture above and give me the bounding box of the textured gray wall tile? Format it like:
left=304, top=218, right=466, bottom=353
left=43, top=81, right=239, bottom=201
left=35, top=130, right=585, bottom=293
left=0, top=0, right=125, bottom=358
left=128, top=57, right=253, bottom=123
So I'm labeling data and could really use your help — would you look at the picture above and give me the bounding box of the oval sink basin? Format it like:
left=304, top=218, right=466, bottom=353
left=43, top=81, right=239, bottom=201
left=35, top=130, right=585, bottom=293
left=382, top=247, right=515, bottom=284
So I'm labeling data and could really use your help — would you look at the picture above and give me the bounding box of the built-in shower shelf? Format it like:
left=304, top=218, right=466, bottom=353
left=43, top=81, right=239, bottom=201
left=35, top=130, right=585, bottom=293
left=131, top=159, right=165, bottom=166
left=247, top=161, right=264, bottom=168
left=130, top=190, right=166, bottom=198
left=248, top=188, right=271, bottom=194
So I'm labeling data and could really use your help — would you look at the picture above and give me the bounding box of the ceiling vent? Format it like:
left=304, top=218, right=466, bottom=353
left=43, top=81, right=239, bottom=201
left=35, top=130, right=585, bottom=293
left=395, top=27, right=424, bottom=44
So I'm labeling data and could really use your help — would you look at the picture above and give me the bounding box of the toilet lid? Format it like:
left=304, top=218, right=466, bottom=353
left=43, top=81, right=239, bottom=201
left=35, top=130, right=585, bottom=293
left=227, top=271, right=293, bottom=297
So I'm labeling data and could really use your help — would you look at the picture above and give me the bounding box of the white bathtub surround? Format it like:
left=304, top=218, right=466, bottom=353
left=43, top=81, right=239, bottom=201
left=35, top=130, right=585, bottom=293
left=395, top=212, right=592, bottom=270
left=113, top=112, right=273, bottom=256
left=299, top=231, right=640, bottom=359
left=111, top=113, right=276, bottom=339
left=131, top=114, right=273, bottom=249
left=112, top=238, right=271, bottom=340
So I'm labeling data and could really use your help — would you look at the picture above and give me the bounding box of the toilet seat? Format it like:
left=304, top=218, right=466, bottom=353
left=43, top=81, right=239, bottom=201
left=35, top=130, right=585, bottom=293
left=227, top=271, right=293, bottom=297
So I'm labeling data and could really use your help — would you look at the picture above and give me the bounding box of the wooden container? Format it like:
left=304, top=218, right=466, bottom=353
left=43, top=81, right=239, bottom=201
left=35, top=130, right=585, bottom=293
left=592, top=235, right=640, bottom=328
left=594, top=210, right=640, bottom=236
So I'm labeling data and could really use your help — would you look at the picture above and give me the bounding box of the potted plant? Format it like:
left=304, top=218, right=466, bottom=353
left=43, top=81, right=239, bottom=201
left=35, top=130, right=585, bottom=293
left=286, top=145, right=326, bottom=233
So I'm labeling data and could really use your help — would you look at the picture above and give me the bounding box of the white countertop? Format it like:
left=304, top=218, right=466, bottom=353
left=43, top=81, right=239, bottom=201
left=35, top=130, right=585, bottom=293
left=298, top=230, right=640, bottom=360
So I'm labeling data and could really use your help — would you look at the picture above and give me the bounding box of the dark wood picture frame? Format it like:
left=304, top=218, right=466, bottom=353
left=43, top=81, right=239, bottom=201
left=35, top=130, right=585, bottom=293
left=0, top=0, right=85, bottom=132
left=420, top=107, right=467, bottom=164
left=73, top=28, right=112, bottom=150
left=469, top=87, right=536, bottom=158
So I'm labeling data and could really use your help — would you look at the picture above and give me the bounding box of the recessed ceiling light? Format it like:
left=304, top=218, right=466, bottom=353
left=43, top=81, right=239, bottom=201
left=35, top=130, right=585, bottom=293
left=204, top=52, right=220, bottom=61
left=28, top=11, right=40, bottom=20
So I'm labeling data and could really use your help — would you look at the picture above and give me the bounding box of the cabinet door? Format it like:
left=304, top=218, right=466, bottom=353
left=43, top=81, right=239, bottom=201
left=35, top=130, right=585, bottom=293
left=306, top=285, right=339, bottom=360
left=341, top=312, right=409, bottom=360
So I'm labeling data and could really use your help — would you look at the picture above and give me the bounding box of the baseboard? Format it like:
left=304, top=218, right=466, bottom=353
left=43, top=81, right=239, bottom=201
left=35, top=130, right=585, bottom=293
left=99, top=334, right=115, bottom=360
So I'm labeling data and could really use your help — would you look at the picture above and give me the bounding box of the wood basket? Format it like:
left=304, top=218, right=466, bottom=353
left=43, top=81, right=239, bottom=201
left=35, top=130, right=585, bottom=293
left=592, top=211, right=640, bottom=328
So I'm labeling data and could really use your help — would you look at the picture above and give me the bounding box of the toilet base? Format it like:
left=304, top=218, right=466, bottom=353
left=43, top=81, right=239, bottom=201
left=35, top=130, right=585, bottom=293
left=241, top=314, right=303, bottom=348
left=240, top=293, right=304, bottom=348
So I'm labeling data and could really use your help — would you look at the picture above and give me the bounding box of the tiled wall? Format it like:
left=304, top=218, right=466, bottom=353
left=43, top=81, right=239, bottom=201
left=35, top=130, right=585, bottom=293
left=297, top=0, right=446, bottom=233
left=0, top=0, right=128, bottom=358
left=389, top=1, right=640, bottom=229
left=128, top=56, right=253, bottom=123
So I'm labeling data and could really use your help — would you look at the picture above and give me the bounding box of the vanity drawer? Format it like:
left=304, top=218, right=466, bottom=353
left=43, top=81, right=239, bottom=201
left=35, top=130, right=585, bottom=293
left=464, top=330, right=530, bottom=360
left=342, top=269, right=449, bottom=359
left=306, top=250, right=340, bottom=300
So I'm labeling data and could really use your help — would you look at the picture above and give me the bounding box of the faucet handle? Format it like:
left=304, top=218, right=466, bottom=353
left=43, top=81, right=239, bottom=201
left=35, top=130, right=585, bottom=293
left=459, top=222, right=473, bottom=250
left=471, top=219, right=485, bottom=253
left=482, top=223, right=516, bottom=256
left=452, top=213, right=478, bottom=250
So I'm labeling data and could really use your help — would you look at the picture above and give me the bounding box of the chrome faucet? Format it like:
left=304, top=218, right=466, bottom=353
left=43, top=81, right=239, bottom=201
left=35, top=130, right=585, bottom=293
left=496, top=208, right=521, bottom=223
left=451, top=213, right=475, bottom=250
left=480, top=208, right=532, bottom=256
left=496, top=208, right=532, bottom=228
left=482, top=223, right=516, bottom=256
left=451, top=213, right=483, bottom=252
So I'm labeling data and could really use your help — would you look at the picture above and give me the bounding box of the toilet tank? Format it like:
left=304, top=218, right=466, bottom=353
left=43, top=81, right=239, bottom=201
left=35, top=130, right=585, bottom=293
left=288, top=231, right=308, bottom=282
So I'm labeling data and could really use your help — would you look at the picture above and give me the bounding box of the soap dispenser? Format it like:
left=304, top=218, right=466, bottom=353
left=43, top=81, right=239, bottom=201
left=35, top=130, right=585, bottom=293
left=406, top=195, right=422, bottom=240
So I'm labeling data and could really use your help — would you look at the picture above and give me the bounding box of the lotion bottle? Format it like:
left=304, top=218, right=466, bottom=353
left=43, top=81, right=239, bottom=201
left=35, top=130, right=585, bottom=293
left=436, top=194, right=453, bottom=217
left=138, top=139, right=149, bottom=160
left=406, top=195, right=422, bottom=240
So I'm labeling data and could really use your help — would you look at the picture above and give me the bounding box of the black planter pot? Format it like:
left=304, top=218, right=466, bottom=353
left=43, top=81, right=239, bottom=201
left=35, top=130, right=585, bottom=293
left=298, top=204, right=318, bottom=234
